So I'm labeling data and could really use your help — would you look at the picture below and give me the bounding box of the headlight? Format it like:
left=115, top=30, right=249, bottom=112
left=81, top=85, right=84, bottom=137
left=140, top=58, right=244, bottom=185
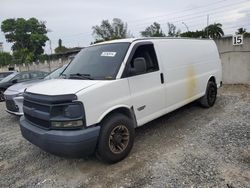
left=17, top=92, right=23, bottom=97
left=51, top=120, right=83, bottom=128
left=50, top=102, right=85, bottom=129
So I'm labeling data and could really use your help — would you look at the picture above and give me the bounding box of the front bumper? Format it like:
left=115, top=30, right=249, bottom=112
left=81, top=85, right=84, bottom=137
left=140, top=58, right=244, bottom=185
left=4, top=93, right=24, bottom=116
left=5, top=96, right=24, bottom=116
left=6, top=109, right=23, bottom=116
left=20, top=116, right=100, bottom=157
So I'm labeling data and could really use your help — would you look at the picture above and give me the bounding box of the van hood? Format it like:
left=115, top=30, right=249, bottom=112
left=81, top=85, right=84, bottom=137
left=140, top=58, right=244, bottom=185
left=26, top=79, right=100, bottom=95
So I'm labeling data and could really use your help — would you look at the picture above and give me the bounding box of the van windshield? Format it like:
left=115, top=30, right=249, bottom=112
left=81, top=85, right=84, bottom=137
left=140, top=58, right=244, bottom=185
left=62, top=42, right=130, bottom=80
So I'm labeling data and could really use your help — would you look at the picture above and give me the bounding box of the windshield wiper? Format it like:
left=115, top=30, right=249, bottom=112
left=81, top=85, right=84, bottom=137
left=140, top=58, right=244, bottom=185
left=69, top=73, right=93, bottom=80
left=60, top=73, right=67, bottom=79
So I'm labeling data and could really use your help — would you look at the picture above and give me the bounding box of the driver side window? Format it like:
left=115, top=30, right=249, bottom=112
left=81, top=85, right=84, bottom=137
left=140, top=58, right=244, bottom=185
left=124, top=43, right=159, bottom=77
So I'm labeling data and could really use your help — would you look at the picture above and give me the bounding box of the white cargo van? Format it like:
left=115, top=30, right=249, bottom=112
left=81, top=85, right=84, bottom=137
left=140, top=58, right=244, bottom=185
left=20, top=38, right=222, bottom=163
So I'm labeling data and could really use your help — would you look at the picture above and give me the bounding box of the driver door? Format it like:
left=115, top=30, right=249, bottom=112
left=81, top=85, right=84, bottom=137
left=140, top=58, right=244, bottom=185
left=124, top=42, right=166, bottom=126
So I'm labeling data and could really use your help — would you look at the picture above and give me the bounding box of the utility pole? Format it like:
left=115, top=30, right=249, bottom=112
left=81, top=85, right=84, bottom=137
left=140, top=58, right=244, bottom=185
left=207, top=14, right=209, bottom=38
left=0, top=42, right=3, bottom=52
left=49, top=39, right=52, bottom=72
left=49, top=39, right=52, bottom=55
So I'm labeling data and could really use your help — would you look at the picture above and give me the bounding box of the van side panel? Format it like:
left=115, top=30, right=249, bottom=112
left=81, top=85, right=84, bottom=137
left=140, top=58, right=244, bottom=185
left=154, top=39, right=221, bottom=109
left=77, top=79, right=132, bottom=127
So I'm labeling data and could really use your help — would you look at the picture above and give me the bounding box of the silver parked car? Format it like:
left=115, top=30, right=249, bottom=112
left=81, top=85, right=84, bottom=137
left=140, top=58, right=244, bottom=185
left=0, top=71, right=16, bottom=81
left=0, top=71, right=48, bottom=101
left=4, top=64, right=68, bottom=115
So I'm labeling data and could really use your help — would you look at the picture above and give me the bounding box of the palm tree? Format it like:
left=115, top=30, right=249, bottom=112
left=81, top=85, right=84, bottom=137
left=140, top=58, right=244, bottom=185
left=205, top=23, right=224, bottom=39
left=236, top=27, right=246, bottom=34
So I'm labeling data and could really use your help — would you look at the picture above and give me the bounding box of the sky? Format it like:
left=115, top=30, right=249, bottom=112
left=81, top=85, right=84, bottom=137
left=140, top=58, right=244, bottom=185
left=1, top=0, right=250, bottom=53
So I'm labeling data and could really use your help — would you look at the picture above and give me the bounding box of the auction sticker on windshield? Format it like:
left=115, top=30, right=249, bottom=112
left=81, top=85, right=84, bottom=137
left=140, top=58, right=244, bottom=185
left=101, top=52, right=117, bottom=57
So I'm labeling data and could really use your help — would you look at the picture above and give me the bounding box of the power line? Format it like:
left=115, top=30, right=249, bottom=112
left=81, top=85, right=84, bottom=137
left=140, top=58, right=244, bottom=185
left=130, top=0, right=249, bottom=29
left=128, top=0, right=229, bottom=23
left=176, top=12, right=250, bottom=30
left=129, top=0, right=248, bottom=26
left=47, top=0, right=250, bottom=46
left=55, top=0, right=249, bottom=40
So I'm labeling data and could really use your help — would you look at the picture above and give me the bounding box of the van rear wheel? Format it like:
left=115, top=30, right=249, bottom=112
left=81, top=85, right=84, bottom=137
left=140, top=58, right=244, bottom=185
left=200, top=81, right=217, bottom=108
left=96, top=113, right=135, bottom=164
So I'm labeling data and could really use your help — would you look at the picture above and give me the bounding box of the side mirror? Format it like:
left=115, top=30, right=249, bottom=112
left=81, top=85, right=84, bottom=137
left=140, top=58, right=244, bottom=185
left=12, top=79, right=18, bottom=84
left=130, top=57, right=147, bottom=75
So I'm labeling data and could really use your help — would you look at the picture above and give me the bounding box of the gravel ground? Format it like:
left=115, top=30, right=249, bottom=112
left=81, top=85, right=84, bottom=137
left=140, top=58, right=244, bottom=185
left=0, top=85, right=249, bottom=188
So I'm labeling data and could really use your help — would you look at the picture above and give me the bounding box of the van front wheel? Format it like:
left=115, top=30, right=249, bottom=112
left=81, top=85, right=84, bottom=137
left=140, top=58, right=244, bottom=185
left=200, top=81, right=217, bottom=108
left=97, top=113, right=135, bottom=163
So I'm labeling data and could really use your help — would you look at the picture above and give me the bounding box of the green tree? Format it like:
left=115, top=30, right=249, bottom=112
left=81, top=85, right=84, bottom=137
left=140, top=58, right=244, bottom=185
left=0, top=52, right=12, bottom=66
left=92, top=18, right=128, bottom=43
left=167, top=22, right=181, bottom=37
left=205, top=23, right=224, bottom=39
left=54, top=39, right=68, bottom=53
left=1, top=17, right=49, bottom=64
left=180, top=30, right=206, bottom=38
left=141, top=22, right=166, bottom=37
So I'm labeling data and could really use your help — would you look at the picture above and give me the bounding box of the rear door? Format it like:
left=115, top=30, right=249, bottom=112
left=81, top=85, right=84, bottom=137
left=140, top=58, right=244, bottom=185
left=123, top=42, right=166, bottom=126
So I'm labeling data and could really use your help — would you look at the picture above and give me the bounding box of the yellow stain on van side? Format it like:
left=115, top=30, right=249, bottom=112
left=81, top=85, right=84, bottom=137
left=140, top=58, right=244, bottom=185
left=187, top=64, right=197, bottom=99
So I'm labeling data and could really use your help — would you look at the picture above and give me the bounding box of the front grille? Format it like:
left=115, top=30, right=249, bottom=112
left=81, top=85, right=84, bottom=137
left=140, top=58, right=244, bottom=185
left=6, top=100, right=19, bottom=112
left=23, top=100, right=50, bottom=112
left=23, top=92, right=77, bottom=129
left=25, top=114, right=50, bottom=129
left=23, top=99, right=50, bottom=129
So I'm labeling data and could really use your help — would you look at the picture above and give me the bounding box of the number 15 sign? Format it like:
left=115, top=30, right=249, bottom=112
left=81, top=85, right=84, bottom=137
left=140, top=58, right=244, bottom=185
left=233, top=35, right=243, bottom=46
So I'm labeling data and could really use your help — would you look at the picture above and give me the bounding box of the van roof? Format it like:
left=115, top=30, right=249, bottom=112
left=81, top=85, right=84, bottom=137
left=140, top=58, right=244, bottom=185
left=93, top=37, right=212, bottom=46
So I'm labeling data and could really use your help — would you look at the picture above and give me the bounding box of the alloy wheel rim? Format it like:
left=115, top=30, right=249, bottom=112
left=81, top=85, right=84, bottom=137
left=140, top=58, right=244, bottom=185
left=108, top=125, right=129, bottom=154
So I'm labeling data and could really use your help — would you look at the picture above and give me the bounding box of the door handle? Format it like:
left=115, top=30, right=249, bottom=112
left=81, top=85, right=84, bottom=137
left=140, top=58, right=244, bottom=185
left=160, top=73, right=164, bottom=84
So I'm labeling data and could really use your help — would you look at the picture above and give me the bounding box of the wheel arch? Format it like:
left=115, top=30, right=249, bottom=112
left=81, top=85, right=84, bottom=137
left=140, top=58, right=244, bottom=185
left=201, top=75, right=217, bottom=96
left=208, top=75, right=216, bottom=84
left=97, top=105, right=137, bottom=128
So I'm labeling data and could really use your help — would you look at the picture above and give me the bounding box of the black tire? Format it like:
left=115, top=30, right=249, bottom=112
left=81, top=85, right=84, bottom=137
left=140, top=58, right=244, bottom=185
left=97, top=113, right=135, bottom=164
left=0, top=90, right=5, bottom=102
left=200, top=81, right=217, bottom=108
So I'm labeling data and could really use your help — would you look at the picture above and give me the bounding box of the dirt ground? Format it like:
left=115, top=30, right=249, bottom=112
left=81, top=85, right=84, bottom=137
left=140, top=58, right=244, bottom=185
left=0, top=85, right=249, bottom=188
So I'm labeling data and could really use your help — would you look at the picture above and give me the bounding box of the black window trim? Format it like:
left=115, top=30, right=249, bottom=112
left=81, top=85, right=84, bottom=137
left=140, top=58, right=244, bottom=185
left=121, top=41, right=159, bottom=78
